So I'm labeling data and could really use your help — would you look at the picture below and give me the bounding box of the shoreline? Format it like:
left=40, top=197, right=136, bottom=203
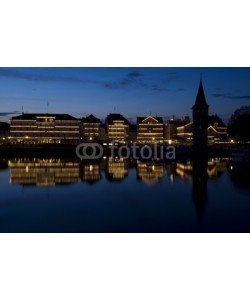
left=0, top=143, right=245, bottom=159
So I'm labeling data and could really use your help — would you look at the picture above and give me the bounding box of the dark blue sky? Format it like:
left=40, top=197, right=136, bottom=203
left=0, top=67, right=250, bottom=123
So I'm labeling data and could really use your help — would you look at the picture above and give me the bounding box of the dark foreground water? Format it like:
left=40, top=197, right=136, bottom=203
left=0, top=157, right=249, bottom=232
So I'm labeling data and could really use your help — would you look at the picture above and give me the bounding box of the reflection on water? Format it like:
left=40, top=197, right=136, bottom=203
left=137, top=161, right=163, bottom=186
left=7, top=157, right=230, bottom=187
left=228, top=164, right=250, bottom=194
left=175, top=161, right=193, bottom=182
left=0, top=156, right=249, bottom=232
left=81, top=162, right=102, bottom=184
left=192, top=157, right=208, bottom=224
left=9, top=158, right=80, bottom=186
left=106, top=158, right=129, bottom=181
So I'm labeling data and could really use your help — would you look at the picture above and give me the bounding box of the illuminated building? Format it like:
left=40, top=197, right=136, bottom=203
left=165, top=116, right=190, bottom=144
left=106, top=114, right=130, bottom=143
left=8, top=158, right=80, bottom=186
left=10, top=114, right=80, bottom=144
left=137, top=116, right=164, bottom=144
left=100, top=124, right=107, bottom=142
left=176, top=116, right=228, bottom=144
left=81, top=114, right=101, bottom=141
left=207, top=119, right=228, bottom=144
left=165, top=121, right=174, bottom=140
left=176, top=121, right=193, bottom=144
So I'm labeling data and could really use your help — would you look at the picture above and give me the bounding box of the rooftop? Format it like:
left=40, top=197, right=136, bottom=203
left=11, top=113, right=78, bottom=121
left=137, top=116, right=163, bottom=124
left=106, top=114, right=130, bottom=125
left=82, top=114, right=101, bottom=124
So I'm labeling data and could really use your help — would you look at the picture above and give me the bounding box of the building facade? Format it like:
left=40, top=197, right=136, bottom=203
left=106, top=114, right=130, bottom=143
left=10, top=114, right=80, bottom=144
left=207, top=115, right=228, bottom=143
left=81, top=114, right=101, bottom=141
left=100, top=124, right=107, bottom=142
left=176, top=121, right=193, bottom=144
left=175, top=116, right=228, bottom=145
left=165, top=116, right=191, bottom=143
left=137, top=116, right=164, bottom=144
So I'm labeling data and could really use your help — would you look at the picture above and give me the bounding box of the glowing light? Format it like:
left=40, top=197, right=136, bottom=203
left=170, top=174, right=174, bottom=183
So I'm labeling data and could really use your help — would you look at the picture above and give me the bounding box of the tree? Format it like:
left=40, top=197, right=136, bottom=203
left=228, top=106, right=250, bottom=142
left=208, top=115, right=226, bottom=127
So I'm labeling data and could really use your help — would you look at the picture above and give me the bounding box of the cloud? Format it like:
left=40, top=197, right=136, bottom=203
left=0, top=96, right=46, bottom=102
left=104, top=70, right=144, bottom=89
left=0, top=111, right=21, bottom=116
left=0, top=68, right=146, bottom=88
left=104, top=70, right=175, bottom=92
left=0, top=68, right=151, bottom=91
left=0, top=68, right=94, bottom=84
left=212, top=93, right=229, bottom=98
left=127, top=71, right=143, bottom=78
left=230, top=96, right=250, bottom=99
left=0, top=68, right=181, bottom=93
left=211, top=93, right=250, bottom=100
left=149, top=85, right=170, bottom=92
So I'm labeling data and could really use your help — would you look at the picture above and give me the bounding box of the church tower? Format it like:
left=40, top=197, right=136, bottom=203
left=192, top=80, right=209, bottom=152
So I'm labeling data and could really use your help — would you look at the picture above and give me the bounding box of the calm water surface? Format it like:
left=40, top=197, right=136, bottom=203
left=0, top=157, right=249, bottom=232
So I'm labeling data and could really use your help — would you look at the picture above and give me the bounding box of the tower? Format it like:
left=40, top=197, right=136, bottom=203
left=192, top=80, right=209, bottom=152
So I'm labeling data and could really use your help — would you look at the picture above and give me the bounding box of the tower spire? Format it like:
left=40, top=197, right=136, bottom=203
left=192, top=80, right=209, bottom=152
left=192, top=80, right=209, bottom=109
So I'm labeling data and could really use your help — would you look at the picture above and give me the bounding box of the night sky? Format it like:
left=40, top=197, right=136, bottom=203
left=0, top=67, right=250, bottom=123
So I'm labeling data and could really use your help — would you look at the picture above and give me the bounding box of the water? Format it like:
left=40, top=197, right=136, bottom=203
left=0, top=157, right=249, bottom=232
